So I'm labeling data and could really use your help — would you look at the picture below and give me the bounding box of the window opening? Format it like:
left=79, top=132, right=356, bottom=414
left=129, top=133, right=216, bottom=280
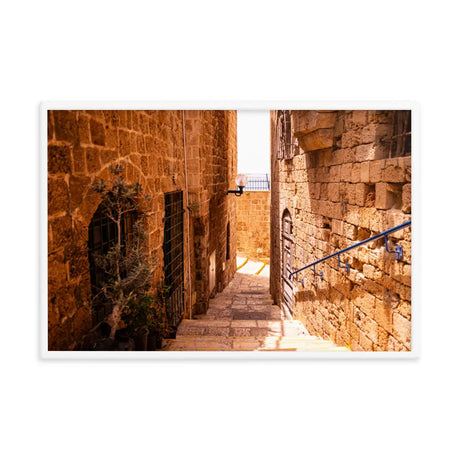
left=389, top=110, right=411, bottom=158
left=276, top=110, right=296, bottom=160
left=163, top=191, right=185, bottom=328
left=88, top=203, right=135, bottom=325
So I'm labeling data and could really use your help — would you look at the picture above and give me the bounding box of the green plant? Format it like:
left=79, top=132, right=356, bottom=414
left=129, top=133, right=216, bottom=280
left=90, top=164, right=156, bottom=340
left=124, top=294, right=156, bottom=334
left=151, top=283, right=171, bottom=337
left=122, top=282, right=172, bottom=340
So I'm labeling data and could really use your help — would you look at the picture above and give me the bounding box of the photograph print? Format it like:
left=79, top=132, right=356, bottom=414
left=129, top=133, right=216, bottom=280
left=46, top=108, right=412, bottom=354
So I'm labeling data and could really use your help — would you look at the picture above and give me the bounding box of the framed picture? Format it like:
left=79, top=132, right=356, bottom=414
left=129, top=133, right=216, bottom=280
left=41, top=102, right=417, bottom=359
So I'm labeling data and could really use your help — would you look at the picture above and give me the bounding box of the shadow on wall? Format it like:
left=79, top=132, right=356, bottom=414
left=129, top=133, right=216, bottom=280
left=270, top=109, right=412, bottom=352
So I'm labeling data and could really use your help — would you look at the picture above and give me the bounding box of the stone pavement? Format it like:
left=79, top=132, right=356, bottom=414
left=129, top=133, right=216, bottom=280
left=236, top=256, right=270, bottom=276
left=162, top=271, right=349, bottom=352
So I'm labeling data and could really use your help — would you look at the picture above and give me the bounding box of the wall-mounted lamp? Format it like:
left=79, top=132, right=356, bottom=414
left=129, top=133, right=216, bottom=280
left=227, top=173, right=249, bottom=197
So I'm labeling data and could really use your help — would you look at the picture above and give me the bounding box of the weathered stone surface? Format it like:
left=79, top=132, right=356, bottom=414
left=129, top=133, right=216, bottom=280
left=90, top=119, right=105, bottom=146
left=270, top=110, right=411, bottom=352
left=392, top=312, right=411, bottom=348
left=355, top=183, right=370, bottom=207
left=375, top=182, right=401, bottom=209
left=49, top=215, right=72, bottom=251
left=48, top=177, right=69, bottom=215
left=53, top=111, right=77, bottom=143
left=375, top=299, right=393, bottom=333
left=237, top=191, right=270, bottom=261
left=48, top=110, right=238, bottom=350
left=293, top=110, right=337, bottom=136
left=85, top=147, right=101, bottom=173
left=382, top=160, right=405, bottom=183
left=298, top=129, right=334, bottom=152
left=402, top=183, right=411, bottom=213
left=163, top=272, right=348, bottom=351
left=77, top=114, right=91, bottom=144
left=48, top=144, right=72, bottom=174
left=69, top=175, right=91, bottom=211
left=72, top=146, right=86, bottom=174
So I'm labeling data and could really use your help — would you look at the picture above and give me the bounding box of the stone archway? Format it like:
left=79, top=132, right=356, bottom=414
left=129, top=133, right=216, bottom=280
left=48, top=159, right=153, bottom=350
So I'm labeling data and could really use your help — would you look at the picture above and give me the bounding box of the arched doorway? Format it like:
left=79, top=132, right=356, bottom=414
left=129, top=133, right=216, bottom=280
left=88, top=202, right=135, bottom=325
left=281, top=209, right=294, bottom=318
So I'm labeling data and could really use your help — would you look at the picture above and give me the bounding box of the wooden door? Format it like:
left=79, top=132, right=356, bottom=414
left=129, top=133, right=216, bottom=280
left=281, top=210, right=294, bottom=318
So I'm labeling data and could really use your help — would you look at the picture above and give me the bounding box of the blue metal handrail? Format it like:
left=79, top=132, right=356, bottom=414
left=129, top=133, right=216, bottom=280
left=288, top=220, right=411, bottom=281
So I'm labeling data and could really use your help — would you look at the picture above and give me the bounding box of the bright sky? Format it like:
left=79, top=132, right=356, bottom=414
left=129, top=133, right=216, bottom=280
left=237, top=110, right=270, bottom=174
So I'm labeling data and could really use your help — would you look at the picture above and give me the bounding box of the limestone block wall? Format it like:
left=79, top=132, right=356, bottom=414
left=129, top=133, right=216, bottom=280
left=48, top=109, right=237, bottom=350
left=270, top=110, right=412, bottom=351
left=236, top=191, right=270, bottom=261
left=270, top=115, right=281, bottom=303
left=183, top=111, right=237, bottom=313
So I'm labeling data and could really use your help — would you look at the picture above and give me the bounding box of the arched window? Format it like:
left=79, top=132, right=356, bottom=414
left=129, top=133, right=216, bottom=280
left=282, top=208, right=293, bottom=237
left=88, top=203, right=135, bottom=325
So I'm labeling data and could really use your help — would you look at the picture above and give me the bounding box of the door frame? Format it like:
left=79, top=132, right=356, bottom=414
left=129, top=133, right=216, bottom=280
left=281, top=208, right=294, bottom=319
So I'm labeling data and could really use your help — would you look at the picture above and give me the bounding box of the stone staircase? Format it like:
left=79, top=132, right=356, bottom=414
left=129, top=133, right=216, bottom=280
left=162, top=272, right=348, bottom=352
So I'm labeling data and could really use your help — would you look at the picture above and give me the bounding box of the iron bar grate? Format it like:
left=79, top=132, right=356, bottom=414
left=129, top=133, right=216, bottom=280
left=163, top=191, right=185, bottom=328
left=244, top=173, right=270, bottom=191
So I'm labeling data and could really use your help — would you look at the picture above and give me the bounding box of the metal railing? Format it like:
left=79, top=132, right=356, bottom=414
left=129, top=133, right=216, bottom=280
left=288, top=220, right=411, bottom=283
left=245, top=173, right=270, bottom=191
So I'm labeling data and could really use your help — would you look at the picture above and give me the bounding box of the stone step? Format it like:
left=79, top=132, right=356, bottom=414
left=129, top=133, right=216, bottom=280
left=162, top=271, right=347, bottom=352
left=162, top=335, right=349, bottom=352
left=209, top=296, right=274, bottom=304
left=163, top=337, right=233, bottom=351
left=207, top=302, right=276, bottom=311
left=175, top=334, right=328, bottom=343
left=176, top=319, right=311, bottom=337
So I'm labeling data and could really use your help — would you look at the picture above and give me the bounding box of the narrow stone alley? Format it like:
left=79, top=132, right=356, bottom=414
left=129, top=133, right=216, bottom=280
left=163, top=264, right=348, bottom=352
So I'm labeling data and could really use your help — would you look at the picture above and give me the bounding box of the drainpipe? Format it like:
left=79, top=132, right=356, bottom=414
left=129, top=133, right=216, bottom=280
left=182, top=110, right=193, bottom=320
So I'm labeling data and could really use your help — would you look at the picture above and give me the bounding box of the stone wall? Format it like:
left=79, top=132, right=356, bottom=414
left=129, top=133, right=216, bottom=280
left=236, top=191, right=270, bottom=261
left=270, top=110, right=411, bottom=351
left=48, top=110, right=237, bottom=350
left=183, top=111, right=238, bottom=312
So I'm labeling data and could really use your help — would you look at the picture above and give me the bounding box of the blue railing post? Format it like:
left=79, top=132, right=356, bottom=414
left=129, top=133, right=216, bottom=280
left=289, top=220, right=411, bottom=282
left=337, top=254, right=350, bottom=273
left=384, top=235, right=404, bottom=260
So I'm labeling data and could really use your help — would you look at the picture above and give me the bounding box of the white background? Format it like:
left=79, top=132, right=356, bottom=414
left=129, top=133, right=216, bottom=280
left=238, top=111, right=270, bottom=174
left=1, top=1, right=459, bottom=459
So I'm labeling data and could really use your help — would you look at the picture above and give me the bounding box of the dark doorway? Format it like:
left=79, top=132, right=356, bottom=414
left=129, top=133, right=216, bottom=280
left=88, top=203, right=135, bottom=325
left=163, top=191, right=185, bottom=328
left=281, top=209, right=294, bottom=318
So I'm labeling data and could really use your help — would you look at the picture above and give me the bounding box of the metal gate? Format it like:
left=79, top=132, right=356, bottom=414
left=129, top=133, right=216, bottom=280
left=281, top=209, right=294, bottom=318
left=163, top=191, right=185, bottom=328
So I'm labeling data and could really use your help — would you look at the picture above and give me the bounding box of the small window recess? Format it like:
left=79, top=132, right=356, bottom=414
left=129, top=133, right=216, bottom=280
left=276, top=110, right=298, bottom=160
left=389, top=110, right=411, bottom=158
